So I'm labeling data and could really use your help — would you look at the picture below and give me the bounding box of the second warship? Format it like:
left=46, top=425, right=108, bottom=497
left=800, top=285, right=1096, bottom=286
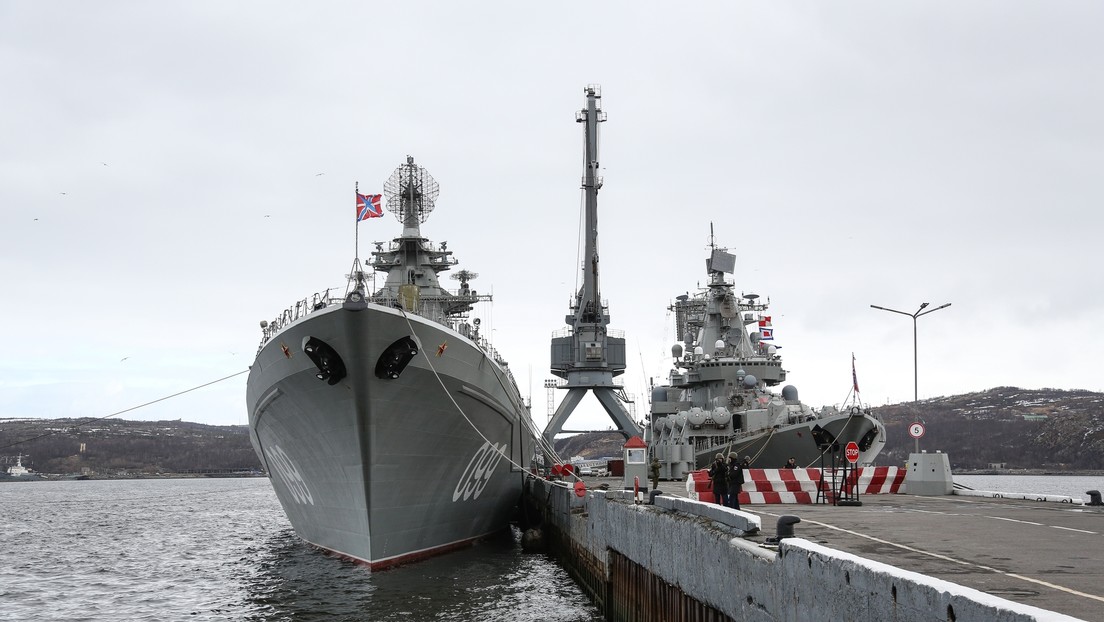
left=648, top=236, right=887, bottom=480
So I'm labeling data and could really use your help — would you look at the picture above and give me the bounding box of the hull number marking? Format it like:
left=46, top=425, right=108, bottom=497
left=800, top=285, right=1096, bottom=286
left=267, top=444, right=315, bottom=505
left=453, top=441, right=506, bottom=502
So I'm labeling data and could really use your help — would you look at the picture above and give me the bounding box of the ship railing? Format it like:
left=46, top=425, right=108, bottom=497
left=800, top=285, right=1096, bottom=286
left=694, top=435, right=735, bottom=454
left=694, top=423, right=786, bottom=455
left=550, top=327, right=626, bottom=339
left=374, top=239, right=450, bottom=254
left=865, top=407, right=885, bottom=424
left=258, top=286, right=502, bottom=355
left=474, top=335, right=519, bottom=388
left=258, top=288, right=341, bottom=349
left=367, top=291, right=492, bottom=326
left=543, top=377, right=624, bottom=389
left=370, top=239, right=458, bottom=264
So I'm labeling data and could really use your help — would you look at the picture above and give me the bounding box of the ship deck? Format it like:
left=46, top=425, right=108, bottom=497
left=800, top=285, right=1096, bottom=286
left=587, top=476, right=1104, bottom=621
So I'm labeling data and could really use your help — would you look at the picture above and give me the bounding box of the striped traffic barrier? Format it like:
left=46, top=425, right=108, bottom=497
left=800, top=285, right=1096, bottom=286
left=685, top=466, right=904, bottom=504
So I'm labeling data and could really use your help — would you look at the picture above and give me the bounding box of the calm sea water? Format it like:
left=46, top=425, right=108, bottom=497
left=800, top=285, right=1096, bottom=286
left=0, top=478, right=601, bottom=622
left=953, top=474, right=1104, bottom=500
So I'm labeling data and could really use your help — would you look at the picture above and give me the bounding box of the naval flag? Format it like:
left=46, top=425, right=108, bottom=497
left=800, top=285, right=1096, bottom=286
left=356, top=193, right=383, bottom=221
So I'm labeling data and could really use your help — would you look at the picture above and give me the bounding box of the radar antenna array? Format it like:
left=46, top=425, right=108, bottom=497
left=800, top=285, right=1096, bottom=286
left=383, top=156, right=440, bottom=224
left=450, top=270, right=478, bottom=285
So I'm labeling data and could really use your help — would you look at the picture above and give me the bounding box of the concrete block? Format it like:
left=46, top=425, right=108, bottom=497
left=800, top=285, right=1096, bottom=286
left=906, top=452, right=953, bottom=495
left=654, top=494, right=761, bottom=535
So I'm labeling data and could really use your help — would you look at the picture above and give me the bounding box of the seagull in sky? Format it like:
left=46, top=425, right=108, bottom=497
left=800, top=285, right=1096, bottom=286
left=315, top=172, right=325, bottom=176
left=120, top=356, right=129, bottom=362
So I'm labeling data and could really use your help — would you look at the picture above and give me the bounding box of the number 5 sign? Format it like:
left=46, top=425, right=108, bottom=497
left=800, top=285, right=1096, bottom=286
left=908, top=422, right=925, bottom=454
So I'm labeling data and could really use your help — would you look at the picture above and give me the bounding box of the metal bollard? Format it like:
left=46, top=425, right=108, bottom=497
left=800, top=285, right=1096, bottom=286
left=1087, top=490, right=1103, bottom=506
left=648, top=490, right=663, bottom=505
left=765, top=515, right=801, bottom=544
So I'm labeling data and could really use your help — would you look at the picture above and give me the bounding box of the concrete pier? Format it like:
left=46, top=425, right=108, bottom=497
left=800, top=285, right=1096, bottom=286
left=526, top=476, right=1099, bottom=621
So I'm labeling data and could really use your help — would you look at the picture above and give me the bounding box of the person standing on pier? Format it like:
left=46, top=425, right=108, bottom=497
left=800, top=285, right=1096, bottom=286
left=649, top=457, right=660, bottom=490
left=709, top=453, right=728, bottom=506
left=726, top=452, right=745, bottom=510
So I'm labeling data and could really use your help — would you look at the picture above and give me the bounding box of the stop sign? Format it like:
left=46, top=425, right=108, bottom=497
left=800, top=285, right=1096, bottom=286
left=845, top=441, right=860, bottom=464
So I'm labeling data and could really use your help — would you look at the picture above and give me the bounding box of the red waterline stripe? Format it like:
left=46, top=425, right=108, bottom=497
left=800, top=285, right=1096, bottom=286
left=303, top=529, right=505, bottom=571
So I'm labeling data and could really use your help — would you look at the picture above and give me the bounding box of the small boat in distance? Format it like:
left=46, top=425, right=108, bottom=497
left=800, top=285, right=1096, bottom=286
left=647, top=233, right=887, bottom=480
left=7, top=454, right=32, bottom=476
left=1, top=454, right=41, bottom=481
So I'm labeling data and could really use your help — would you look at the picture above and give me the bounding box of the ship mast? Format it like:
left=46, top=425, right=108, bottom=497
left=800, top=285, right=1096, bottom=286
left=544, top=85, right=641, bottom=446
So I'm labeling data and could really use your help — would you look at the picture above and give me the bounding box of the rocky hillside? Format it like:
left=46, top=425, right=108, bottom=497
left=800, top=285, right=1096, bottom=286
left=874, top=387, right=1104, bottom=470
left=5, top=387, right=1101, bottom=475
left=553, top=387, right=1104, bottom=471
left=554, top=432, right=626, bottom=461
left=0, top=418, right=261, bottom=476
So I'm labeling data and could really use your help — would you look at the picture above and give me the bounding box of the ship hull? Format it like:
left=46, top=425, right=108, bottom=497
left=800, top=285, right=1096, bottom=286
left=246, top=303, right=531, bottom=569
left=692, top=412, right=885, bottom=470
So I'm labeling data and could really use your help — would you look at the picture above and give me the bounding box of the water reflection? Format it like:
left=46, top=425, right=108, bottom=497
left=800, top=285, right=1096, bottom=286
left=237, top=527, right=601, bottom=622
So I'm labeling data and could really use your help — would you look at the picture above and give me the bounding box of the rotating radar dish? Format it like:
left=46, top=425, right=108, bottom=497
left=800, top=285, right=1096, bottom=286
left=451, top=270, right=478, bottom=292
left=450, top=270, right=479, bottom=284
left=383, top=156, right=440, bottom=224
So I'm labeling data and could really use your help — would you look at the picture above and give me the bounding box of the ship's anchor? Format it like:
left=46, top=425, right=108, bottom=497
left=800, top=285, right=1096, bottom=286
left=303, top=336, right=347, bottom=385
left=375, top=336, right=419, bottom=379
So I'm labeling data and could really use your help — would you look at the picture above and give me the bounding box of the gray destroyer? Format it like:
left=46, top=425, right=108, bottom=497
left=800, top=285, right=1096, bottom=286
left=648, top=238, right=886, bottom=480
left=246, top=158, right=535, bottom=569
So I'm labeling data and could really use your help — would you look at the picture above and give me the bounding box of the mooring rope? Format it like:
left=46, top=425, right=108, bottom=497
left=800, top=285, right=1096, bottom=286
left=396, top=308, right=568, bottom=484
left=0, top=369, right=249, bottom=451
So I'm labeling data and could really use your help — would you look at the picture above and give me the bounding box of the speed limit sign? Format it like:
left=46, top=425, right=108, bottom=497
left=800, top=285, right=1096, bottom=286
left=908, top=422, right=926, bottom=439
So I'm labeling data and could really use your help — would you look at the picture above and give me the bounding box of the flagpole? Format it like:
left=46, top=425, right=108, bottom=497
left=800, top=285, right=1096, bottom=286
left=851, top=352, right=862, bottom=408
left=354, top=181, right=360, bottom=261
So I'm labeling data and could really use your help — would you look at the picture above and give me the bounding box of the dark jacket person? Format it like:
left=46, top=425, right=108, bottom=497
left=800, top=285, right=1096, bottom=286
left=708, top=453, right=728, bottom=506
left=726, top=452, right=745, bottom=510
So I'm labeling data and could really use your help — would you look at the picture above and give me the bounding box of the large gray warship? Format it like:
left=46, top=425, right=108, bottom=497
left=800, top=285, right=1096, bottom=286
left=246, top=158, right=536, bottom=569
left=648, top=236, right=887, bottom=480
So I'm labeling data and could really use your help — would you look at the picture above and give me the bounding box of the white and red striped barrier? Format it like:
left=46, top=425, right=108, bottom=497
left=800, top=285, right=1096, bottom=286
left=686, top=466, right=905, bottom=504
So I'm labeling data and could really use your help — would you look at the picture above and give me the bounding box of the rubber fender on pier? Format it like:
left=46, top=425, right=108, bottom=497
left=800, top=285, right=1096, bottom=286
left=374, top=336, right=418, bottom=380
left=302, top=336, right=347, bottom=386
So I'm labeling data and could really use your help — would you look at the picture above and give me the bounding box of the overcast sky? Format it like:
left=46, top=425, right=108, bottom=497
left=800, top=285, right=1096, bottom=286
left=3, top=2, right=1102, bottom=436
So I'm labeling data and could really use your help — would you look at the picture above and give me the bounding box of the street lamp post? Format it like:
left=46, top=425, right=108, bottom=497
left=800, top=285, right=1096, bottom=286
left=870, top=302, right=952, bottom=402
